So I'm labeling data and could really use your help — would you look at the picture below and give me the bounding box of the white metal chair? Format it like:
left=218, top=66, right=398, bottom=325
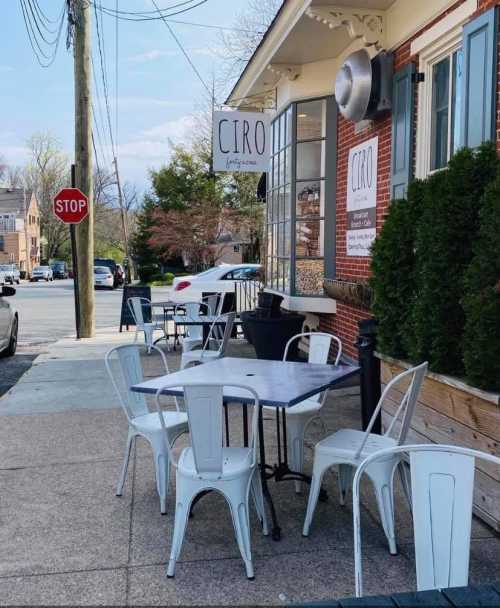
left=155, top=381, right=268, bottom=579
left=128, top=297, right=168, bottom=354
left=302, top=361, right=428, bottom=554
left=263, top=332, right=342, bottom=494
left=105, top=344, right=188, bottom=514
left=353, top=444, right=500, bottom=596
left=174, top=301, right=210, bottom=353
left=180, top=312, right=236, bottom=370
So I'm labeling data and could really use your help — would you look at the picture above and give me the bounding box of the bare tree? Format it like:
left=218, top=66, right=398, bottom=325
left=0, top=155, right=7, bottom=183
left=23, top=133, right=70, bottom=260
left=217, top=0, right=281, bottom=87
left=6, top=166, right=24, bottom=188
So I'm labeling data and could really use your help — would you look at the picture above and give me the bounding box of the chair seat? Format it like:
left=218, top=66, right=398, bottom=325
left=263, top=397, right=321, bottom=416
left=316, top=429, right=397, bottom=461
left=178, top=446, right=253, bottom=478
left=132, top=411, right=188, bottom=434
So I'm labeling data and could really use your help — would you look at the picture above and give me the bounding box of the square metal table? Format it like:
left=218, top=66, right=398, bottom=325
left=132, top=356, right=360, bottom=540
left=172, top=314, right=242, bottom=344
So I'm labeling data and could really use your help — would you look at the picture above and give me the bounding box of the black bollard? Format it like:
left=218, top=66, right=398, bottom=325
left=355, top=319, right=381, bottom=433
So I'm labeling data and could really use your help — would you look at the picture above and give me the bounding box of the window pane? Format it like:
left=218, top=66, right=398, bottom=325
left=279, top=150, right=285, bottom=185
left=451, top=48, right=463, bottom=156
left=278, top=187, right=285, bottom=220
left=283, top=220, right=291, bottom=256
left=297, top=99, right=326, bottom=140
left=280, top=113, right=286, bottom=149
left=273, top=154, right=279, bottom=185
left=296, top=180, right=324, bottom=218
left=284, top=147, right=291, bottom=184
left=267, top=194, right=273, bottom=222
left=273, top=121, right=279, bottom=155
left=286, top=106, right=293, bottom=144
left=431, top=57, right=450, bottom=170
left=297, top=140, right=325, bottom=180
left=284, top=183, right=291, bottom=219
left=295, top=259, right=324, bottom=295
left=296, top=219, right=324, bottom=257
left=283, top=259, right=290, bottom=294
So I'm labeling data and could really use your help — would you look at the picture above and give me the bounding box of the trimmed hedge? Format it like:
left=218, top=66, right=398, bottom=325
left=462, top=175, right=500, bottom=391
left=371, top=142, right=500, bottom=389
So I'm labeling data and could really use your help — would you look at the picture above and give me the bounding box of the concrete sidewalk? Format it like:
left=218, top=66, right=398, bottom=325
left=0, top=329, right=498, bottom=606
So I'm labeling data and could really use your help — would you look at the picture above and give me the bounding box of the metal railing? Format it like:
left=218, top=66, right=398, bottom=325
left=234, top=279, right=263, bottom=313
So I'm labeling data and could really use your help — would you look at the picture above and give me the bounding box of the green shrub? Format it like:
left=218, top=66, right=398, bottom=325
left=137, top=264, right=160, bottom=283
left=408, top=144, right=498, bottom=374
left=370, top=180, right=424, bottom=358
left=462, top=175, right=500, bottom=391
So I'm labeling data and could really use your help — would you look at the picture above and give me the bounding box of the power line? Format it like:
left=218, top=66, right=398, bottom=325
left=151, top=0, right=214, bottom=100
left=162, top=19, right=261, bottom=34
left=95, top=0, right=209, bottom=22
left=19, top=0, right=66, bottom=67
left=96, top=0, right=199, bottom=17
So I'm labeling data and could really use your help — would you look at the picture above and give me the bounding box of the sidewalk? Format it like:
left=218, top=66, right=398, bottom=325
left=0, top=329, right=497, bottom=605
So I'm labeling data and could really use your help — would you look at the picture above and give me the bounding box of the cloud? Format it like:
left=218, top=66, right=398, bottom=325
left=0, top=145, right=30, bottom=165
left=141, top=115, right=196, bottom=141
left=116, top=96, right=188, bottom=110
left=127, top=49, right=177, bottom=63
left=0, top=65, right=13, bottom=73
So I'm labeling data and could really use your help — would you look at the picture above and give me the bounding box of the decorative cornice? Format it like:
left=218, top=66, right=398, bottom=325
left=267, top=63, right=302, bottom=81
left=306, top=5, right=385, bottom=51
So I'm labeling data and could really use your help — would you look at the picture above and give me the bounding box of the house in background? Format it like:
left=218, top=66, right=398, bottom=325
left=0, top=188, right=40, bottom=277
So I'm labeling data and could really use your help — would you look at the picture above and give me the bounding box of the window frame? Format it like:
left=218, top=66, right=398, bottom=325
left=416, top=27, right=463, bottom=178
left=266, top=95, right=336, bottom=298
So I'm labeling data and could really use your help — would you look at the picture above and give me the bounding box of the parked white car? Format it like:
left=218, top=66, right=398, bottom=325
left=0, top=264, right=20, bottom=285
left=94, top=266, right=114, bottom=289
left=30, top=266, right=53, bottom=282
left=171, top=263, right=262, bottom=303
left=0, top=283, right=18, bottom=357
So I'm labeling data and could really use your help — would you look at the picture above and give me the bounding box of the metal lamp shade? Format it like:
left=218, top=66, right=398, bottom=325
left=335, top=49, right=372, bottom=122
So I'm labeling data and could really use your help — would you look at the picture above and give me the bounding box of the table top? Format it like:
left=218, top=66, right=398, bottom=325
left=172, top=314, right=242, bottom=326
left=131, top=356, right=359, bottom=408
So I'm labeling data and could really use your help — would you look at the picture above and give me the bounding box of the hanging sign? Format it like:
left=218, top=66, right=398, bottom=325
left=212, top=111, right=270, bottom=173
left=346, top=136, right=378, bottom=257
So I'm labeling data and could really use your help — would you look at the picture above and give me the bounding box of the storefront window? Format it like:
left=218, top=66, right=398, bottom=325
left=266, top=97, right=333, bottom=296
left=431, top=48, right=463, bottom=170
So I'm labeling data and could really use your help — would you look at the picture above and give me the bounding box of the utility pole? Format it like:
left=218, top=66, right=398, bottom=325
left=73, top=0, right=95, bottom=337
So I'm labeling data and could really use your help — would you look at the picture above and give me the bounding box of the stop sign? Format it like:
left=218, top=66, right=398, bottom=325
left=53, top=188, right=89, bottom=224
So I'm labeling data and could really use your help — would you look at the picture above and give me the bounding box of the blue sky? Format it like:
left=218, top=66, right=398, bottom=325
left=0, top=0, right=250, bottom=190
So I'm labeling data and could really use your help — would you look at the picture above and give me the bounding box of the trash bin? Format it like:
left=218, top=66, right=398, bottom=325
left=355, top=319, right=381, bottom=433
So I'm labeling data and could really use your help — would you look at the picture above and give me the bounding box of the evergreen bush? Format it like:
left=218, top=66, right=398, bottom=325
left=370, top=180, right=424, bottom=358
left=462, top=175, right=500, bottom=391
left=408, top=143, right=498, bottom=374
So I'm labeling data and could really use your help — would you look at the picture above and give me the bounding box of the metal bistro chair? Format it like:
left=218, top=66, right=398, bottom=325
left=155, top=382, right=268, bottom=579
left=180, top=312, right=236, bottom=370
left=263, top=332, right=342, bottom=494
left=128, top=296, right=168, bottom=354
left=353, top=444, right=500, bottom=596
left=174, top=301, right=210, bottom=353
left=303, top=361, right=428, bottom=555
left=105, top=344, right=188, bottom=514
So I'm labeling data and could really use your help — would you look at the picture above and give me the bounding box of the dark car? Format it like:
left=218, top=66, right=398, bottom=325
left=0, top=284, right=18, bottom=357
left=51, top=261, right=69, bottom=279
left=94, top=258, right=119, bottom=288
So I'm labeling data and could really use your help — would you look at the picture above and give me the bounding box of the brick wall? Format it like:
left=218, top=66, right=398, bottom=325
left=319, top=0, right=483, bottom=361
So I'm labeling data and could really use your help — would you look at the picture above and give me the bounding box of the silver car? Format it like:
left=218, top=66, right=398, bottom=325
left=30, top=266, right=54, bottom=282
left=0, top=284, right=18, bottom=357
left=0, top=264, right=20, bottom=285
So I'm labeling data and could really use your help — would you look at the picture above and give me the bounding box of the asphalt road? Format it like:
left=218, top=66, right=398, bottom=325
left=0, top=279, right=171, bottom=396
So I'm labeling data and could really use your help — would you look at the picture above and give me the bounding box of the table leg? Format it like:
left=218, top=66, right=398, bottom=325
left=258, top=406, right=281, bottom=541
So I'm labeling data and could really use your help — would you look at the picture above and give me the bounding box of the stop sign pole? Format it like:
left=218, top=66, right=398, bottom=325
left=53, top=167, right=89, bottom=339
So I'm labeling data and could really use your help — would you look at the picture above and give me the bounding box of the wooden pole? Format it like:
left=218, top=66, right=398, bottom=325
left=113, top=157, right=131, bottom=281
left=74, top=0, right=95, bottom=337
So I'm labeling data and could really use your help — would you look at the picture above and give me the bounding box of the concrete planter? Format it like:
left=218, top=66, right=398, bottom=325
left=376, top=352, right=500, bottom=532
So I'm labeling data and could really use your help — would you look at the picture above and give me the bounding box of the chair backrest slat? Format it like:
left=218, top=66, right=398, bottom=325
left=411, top=450, right=474, bottom=591
left=184, top=384, right=224, bottom=474
left=128, top=297, right=151, bottom=329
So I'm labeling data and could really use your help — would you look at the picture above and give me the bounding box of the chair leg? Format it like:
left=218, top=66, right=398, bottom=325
left=250, top=469, right=269, bottom=536
left=338, top=464, right=353, bottom=506
left=302, top=464, right=327, bottom=537
left=167, top=482, right=191, bottom=578
left=153, top=449, right=170, bottom=515
left=398, top=461, right=412, bottom=512
left=116, top=432, right=135, bottom=496
left=368, top=464, right=397, bottom=555
left=228, top=493, right=254, bottom=579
